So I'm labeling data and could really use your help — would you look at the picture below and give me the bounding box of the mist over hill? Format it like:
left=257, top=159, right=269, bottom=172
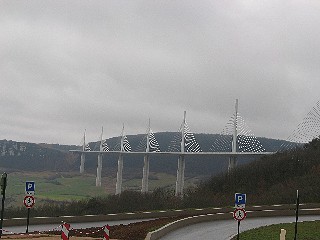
left=0, top=132, right=293, bottom=178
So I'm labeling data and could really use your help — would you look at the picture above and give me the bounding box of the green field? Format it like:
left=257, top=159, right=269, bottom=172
left=232, top=221, right=320, bottom=240
left=5, top=172, right=107, bottom=206
left=4, top=171, right=201, bottom=207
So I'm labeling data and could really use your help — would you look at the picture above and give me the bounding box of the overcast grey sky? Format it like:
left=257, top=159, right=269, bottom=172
left=1, top=0, right=320, bottom=145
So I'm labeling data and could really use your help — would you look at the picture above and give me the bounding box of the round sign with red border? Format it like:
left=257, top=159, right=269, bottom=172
left=23, top=195, right=35, bottom=208
left=233, top=208, right=246, bottom=221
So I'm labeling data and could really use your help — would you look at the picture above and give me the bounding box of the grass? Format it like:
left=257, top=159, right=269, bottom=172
left=4, top=171, right=201, bottom=207
left=5, top=171, right=108, bottom=206
left=231, top=220, right=320, bottom=240
left=122, top=172, right=177, bottom=190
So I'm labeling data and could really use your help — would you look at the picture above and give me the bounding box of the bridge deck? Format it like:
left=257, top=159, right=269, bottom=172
left=69, top=150, right=274, bottom=156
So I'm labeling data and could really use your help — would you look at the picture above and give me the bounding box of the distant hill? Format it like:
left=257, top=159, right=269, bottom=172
left=0, top=140, right=78, bottom=172
left=0, top=133, right=294, bottom=178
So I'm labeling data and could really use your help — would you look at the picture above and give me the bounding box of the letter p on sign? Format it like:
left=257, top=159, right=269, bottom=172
left=25, top=181, right=35, bottom=195
left=235, top=193, right=246, bottom=208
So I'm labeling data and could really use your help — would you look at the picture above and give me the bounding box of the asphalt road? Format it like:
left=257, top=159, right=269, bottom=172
left=159, top=215, right=320, bottom=240
left=2, top=218, right=155, bottom=234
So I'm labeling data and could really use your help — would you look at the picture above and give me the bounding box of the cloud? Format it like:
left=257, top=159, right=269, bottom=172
left=0, top=0, right=320, bottom=144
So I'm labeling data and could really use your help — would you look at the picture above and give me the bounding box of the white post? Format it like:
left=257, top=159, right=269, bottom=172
left=80, top=130, right=86, bottom=174
left=142, top=119, right=151, bottom=193
left=280, top=229, right=286, bottom=240
left=115, top=125, right=125, bottom=195
left=96, top=127, right=104, bottom=187
left=175, top=111, right=186, bottom=197
left=228, top=99, right=238, bottom=172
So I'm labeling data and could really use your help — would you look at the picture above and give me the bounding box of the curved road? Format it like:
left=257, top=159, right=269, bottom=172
left=3, top=218, right=155, bottom=234
left=160, top=215, right=320, bottom=240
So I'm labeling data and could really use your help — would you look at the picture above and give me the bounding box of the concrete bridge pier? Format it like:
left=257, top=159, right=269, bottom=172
left=96, top=127, right=104, bottom=187
left=115, top=154, right=123, bottom=195
left=175, top=111, right=187, bottom=197
left=80, top=130, right=87, bottom=174
left=96, top=153, right=103, bottom=187
left=228, top=156, right=237, bottom=173
left=141, top=154, right=150, bottom=193
left=80, top=153, right=85, bottom=173
left=175, top=155, right=185, bottom=197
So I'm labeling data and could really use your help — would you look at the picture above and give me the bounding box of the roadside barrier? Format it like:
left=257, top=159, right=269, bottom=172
left=61, top=222, right=70, bottom=240
left=103, top=224, right=110, bottom=240
left=1, top=222, right=110, bottom=238
left=0, top=224, right=63, bottom=235
left=0, top=229, right=14, bottom=234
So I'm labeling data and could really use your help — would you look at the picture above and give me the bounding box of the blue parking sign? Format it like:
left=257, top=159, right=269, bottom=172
left=235, top=193, right=246, bottom=206
left=26, top=181, right=35, bottom=192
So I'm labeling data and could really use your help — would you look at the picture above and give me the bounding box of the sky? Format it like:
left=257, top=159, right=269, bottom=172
left=1, top=0, right=320, bottom=145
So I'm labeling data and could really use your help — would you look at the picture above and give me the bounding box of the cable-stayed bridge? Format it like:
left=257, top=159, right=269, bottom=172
left=70, top=99, right=320, bottom=196
left=70, top=99, right=276, bottom=197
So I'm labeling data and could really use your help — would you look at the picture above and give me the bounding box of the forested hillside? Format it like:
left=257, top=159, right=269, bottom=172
left=184, top=137, right=320, bottom=207
left=0, top=140, right=78, bottom=171
left=0, top=133, right=292, bottom=177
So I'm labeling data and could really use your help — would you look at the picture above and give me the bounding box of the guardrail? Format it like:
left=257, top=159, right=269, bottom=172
left=3, top=203, right=320, bottom=240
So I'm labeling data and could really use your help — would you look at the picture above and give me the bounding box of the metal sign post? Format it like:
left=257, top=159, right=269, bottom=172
left=234, top=193, right=247, bottom=240
left=0, top=173, right=7, bottom=239
left=26, top=208, right=30, bottom=233
left=233, top=208, right=246, bottom=240
left=24, top=195, right=35, bottom=233
left=24, top=182, right=35, bottom=233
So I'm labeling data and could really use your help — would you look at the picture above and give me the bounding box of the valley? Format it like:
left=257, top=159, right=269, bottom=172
left=4, top=171, right=202, bottom=207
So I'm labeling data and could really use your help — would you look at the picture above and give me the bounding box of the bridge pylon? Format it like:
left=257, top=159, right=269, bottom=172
left=141, top=119, right=151, bottom=193
left=115, top=124, right=125, bottom=195
left=80, top=130, right=87, bottom=174
left=96, top=127, right=104, bottom=187
left=228, top=99, right=238, bottom=173
left=175, top=111, right=186, bottom=197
